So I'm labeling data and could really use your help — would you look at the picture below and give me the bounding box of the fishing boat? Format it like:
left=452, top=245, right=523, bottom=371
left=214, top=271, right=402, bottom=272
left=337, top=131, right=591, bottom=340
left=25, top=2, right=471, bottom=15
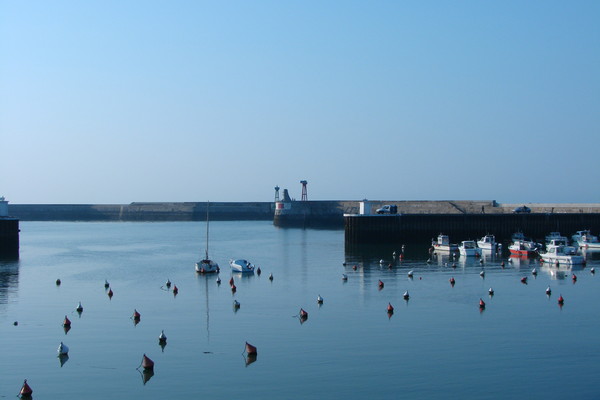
left=431, top=234, right=458, bottom=253
left=572, top=230, right=600, bottom=249
left=477, top=234, right=497, bottom=251
left=195, top=201, right=220, bottom=273
left=459, top=240, right=481, bottom=257
left=230, top=259, right=255, bottom=273
left=540, top=244, right=584, bottom=266
left=509, top=233, right=542, bottom=256
left=545, top=232, right=569, bottom=246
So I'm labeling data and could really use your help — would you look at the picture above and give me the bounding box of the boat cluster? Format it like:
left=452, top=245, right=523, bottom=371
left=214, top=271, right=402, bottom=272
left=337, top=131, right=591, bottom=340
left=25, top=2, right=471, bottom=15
left=428, top=230, right=600, bottom=267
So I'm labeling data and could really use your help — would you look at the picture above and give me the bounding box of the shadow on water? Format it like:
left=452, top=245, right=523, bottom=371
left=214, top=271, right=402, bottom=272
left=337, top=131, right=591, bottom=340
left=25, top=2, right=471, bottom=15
left=0, top=258, right=19, bottom=307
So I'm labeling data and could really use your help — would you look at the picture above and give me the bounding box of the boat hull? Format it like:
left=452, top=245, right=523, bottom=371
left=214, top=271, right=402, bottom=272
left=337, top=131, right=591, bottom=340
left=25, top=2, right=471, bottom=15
left=195, top=259, right=219, bottom=273
left=541, top=254, right=584, bottom=265
left=230, top=259, right=255, bottom=273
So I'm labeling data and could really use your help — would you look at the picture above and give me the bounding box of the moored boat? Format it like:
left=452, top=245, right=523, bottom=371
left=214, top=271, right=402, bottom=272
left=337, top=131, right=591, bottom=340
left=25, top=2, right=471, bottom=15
left=509, top=233, right=542, bottom=256
left=230, top=259, right=255, bottom=273
left=545, top=232, right=568, bottom=246
left=572, top=230, right=600, bottom=249
left=431, top=234, right=458, bottom=253
left=195, top=201, right=220, bottom=273
left=540, top=244, right=584, bottom=266
left=459, top=240, right=481, bottom=257
left=477, top=234, right=497, bottom=251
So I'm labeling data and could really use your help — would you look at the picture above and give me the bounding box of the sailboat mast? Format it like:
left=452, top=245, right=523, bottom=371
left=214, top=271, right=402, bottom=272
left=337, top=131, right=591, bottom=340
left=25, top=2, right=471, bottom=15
left=205, top=201, right=210, bottom=260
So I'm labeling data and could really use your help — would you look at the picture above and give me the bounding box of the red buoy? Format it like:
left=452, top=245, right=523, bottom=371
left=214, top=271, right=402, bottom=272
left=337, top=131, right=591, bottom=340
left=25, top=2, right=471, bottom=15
left=229, top=277, right=234, bottom=286
left=108, top=288, right=113, bottom=298
left=142, top=354, right=154, bottom=370
left=133, top=309, right=141, bottom=321
left=245, top=341, right=257, bottom=355
left=231, top=284, right=237, bottom=293
left=173, top=285, right=179, bottom=295
left=378, top=280, right=384, bottom=289
left=63, top=315, right=71, bottom=327
left=449, top=277, right=456, bottom=286
left=387, top=302, right=394, bottom=313
left=299, top=308, right=308, bottom=319
left=479, top=298, right=486, bottom=309
left=558, top=295, right=564, bottom=305
left=20, top=379, right=33, bottom=397
left=521, top=277, right=528, bottom=284
left=572, top=274, right=577, bottom=282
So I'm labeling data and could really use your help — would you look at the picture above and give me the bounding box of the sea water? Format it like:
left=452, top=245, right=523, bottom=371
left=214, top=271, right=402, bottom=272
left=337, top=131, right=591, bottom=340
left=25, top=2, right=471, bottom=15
left=1, top=221, right=600, bottom=399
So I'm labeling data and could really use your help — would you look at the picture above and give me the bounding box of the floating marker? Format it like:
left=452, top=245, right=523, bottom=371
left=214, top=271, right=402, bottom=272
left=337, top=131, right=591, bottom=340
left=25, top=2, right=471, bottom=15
left=378, top=280, right=384, bottom=289
left=108, top=288, right=113, bottom=298
left=20, top=379, right=33, bottom=397
left=166, top=279, right=171, bottom=288
left=480, top=270, right=485, bottom=278
left=342, top=274, right=348, bottom=281
left=56, top=278, right=61, bottom=286
left=233, top=300, right=241, bottom=309
left=133, top=309, right=141, bottom=321
left=256, top=267, right=261, bottom=275
left=479, top=298, right=486, bottom=309
left=76, top=302, right=83, bottom=313
left=521, top=277, right=528, bottom=284
left=268, top=273, right=273, bottom=281
left=403, top=291, right=410, bottom=300
left=352, top=265, right=358, bottom=270
left=141, top=354, right=154, bottom=370
left=158, top=330, right=167, bottom=343
left=229, top=277, right=234, bottom=286
left=387, top=302, right=394, bottom=313
left=216, top=276, right=221, bottom=285
left=245, top=342, right=257, bottom=355
left=572, top=274, right=577, bottom=282
left=558, top=295, right=564, bottom=305
left=546, top=286, right=552, bottom=295
left=299, top=308, right=308, bottom=319
left=317, top=295, right=324, bottom=304
left=104, top=280, right=110, bottom=289
left=231, top=284, right=237, bottom=293
left=63, top=315, right=71, bottom=327
left=173, top=285, right=179, bottom=295
left=532, top=268, right=537, bottom=276
left=591, top=267, right=595, bottom=274
left=488, top=288, right=494, bottom=296
left=449, top=277, right=456, bottom=286
left=57, top=341, right=69, bottom=355
left=407, top=270, right=414, bottom=278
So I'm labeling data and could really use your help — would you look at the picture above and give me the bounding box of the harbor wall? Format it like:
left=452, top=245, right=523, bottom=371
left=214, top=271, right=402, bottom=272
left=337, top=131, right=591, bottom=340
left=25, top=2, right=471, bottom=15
left=10, top=202, right=274, bottom=221
left=344, top=213, right=600, bottom=248
left=0, top=218, right=19, bottom=258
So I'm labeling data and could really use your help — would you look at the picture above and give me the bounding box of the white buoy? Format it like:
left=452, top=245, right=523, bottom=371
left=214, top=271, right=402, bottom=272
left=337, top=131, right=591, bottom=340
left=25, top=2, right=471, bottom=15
left=158, top=330, right=167, bottom=343
left=488, top=287, right=494, bottom=295
left=546, top=286, right=552, bottom=295
left=480, top=270, right=485, bottom=277
left=76, top=302, right=83, bottom=313
left=342, top=274, right=348, bottom=281
left=317, top=295, right=324, bottom=304
left=403, top=291, right=409, bottom=300
left=407, top=270, right=414, bottom=278
left=57, top=341, right=69, bottom=355
left=233, top=300, right=241, bottom=309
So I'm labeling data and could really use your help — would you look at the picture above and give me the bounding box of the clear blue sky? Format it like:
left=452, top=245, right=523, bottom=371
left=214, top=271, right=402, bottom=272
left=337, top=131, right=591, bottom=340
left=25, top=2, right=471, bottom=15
left=1, top=1, right=599, bottom=204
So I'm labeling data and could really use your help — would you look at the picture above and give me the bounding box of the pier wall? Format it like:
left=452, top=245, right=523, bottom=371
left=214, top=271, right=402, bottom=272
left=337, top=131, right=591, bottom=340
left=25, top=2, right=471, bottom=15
left=345, top=213, right=600, bottom=247
left=0, top=218, right=19, bottom=258
left=10, top=202, right=274, bottom=222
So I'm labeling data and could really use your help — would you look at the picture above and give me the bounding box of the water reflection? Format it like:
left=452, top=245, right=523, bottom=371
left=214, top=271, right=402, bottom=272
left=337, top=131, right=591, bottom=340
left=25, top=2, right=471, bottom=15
left=58, top=354, right=69, bottom=368
left=140, top=369, right=154, bottom=385
left=244, top=354, right=257, bottom=367
left=0, top=259, right=19, bottom=309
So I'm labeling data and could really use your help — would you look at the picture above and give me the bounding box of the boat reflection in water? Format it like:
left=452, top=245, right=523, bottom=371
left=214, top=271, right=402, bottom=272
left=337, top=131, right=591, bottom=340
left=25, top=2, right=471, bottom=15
left=140, top=369, right=154, bottom=385
left=58, top=353, right=69, bottom=367
left=244, top=353, right=257, bottom=367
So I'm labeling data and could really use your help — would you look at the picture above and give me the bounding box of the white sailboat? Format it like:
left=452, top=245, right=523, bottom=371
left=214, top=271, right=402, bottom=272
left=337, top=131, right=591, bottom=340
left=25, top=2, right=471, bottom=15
left=195, top=201, right=220, bottom=273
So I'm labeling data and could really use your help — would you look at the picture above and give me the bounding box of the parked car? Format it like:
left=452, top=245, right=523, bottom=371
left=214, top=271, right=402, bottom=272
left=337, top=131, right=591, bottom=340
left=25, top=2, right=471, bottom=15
left=513, top=205, right=531, bottom=214
left=376, top=205, right=398, bottom=214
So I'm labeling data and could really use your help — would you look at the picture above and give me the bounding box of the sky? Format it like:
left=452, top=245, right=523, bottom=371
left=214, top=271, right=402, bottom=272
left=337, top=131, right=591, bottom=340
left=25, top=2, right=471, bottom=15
left=1, top=1, right=599, bottom=204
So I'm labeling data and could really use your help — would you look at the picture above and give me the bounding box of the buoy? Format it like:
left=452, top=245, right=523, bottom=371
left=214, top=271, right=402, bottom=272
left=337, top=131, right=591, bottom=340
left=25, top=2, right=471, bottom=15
left=342, top=274, right=348, bottom=281
left=379, top=259, right=385, bottom=265
left=403, top=291, right=409, bottom=300
left=63, top=315, right=71, bottom=327
left=378, top=280, right=384, bottom=289
left=546, top=286, right=552, bottom=295
left=299, top=308, right=308, bottom=319
left=479, top=258, right=484, bottom=264
left=56, top=278, right=61, bottom=286
left=142, top=354, right=154, bottom=370
left=426, top=258, right=431, bottom=264
left=532, top=268, right=537, bottom=276
left=108, top=288, right=113, bottom=298
left=479, top=298, right=486, bottom=309
left=501, top=261, right=505, bottom=268
left=558, top=295, right=564, bottom=305
left=229, top=277, right=234, bottom=286
left=257, top=267, right=261, bottom=275
left=353, top=265, right=358, bottom=270
left=245, top=341, right=257, bottom=355
left=387, top=302, right=394, bottom=313
left=104, top=280, right=110, bottom=289
left=173, top=285, right=179, bottom=295
left=480, top=270, right=485, bottom=277
left=521, top=277, right=528, bottom=284
left=76, top=302, right=83, bottom=313
left=133, top=309, right=141, bottom=321
left=449, top=277, right=455, bottom=286
left=407, top=270, right=413, bottom=278
left=216, top=276, right=221, bottom=284
left=166, top=279, right=171, bottom=288
left=158, top=330, right=167, bottom=343
left=572, top=274, right=577, bottom=282
left=233, top=300, right=240, bottom=309
left=591, top=267, right=596, bottom=274
left=488, top=288, right=494, bottom=296
left=317, top=295, right=324, bottom=304
left=231, top=284, right=237, bottom=292
left=268, top=273, right=273, bottom=281
left=57, top=341, right=69, bottom=355
left=13, top=321, right=18, bottom=326
left=20, top=379, right=33, bottom=397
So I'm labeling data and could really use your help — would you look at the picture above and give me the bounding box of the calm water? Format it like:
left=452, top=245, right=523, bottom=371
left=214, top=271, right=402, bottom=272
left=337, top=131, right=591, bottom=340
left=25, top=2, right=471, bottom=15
left=2, top=221, right=600, bottom=399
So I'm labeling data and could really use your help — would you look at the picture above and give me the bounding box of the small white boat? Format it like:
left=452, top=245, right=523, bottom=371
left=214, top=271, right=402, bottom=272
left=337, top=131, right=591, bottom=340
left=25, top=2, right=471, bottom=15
left=230, top=259, right=255, bottom=273
left=477, top=235, right=497, bottom=251
left=540, top=244, right=584, bottom=266
left=572, top=230, right=600, bottom=249
left=432, top=234, right=458, bottom=253
left=459, top=240, right=481, bottom=257
left=195, top=202, right=220, bottom=273
left=545, top=232, right=568, bottom=246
